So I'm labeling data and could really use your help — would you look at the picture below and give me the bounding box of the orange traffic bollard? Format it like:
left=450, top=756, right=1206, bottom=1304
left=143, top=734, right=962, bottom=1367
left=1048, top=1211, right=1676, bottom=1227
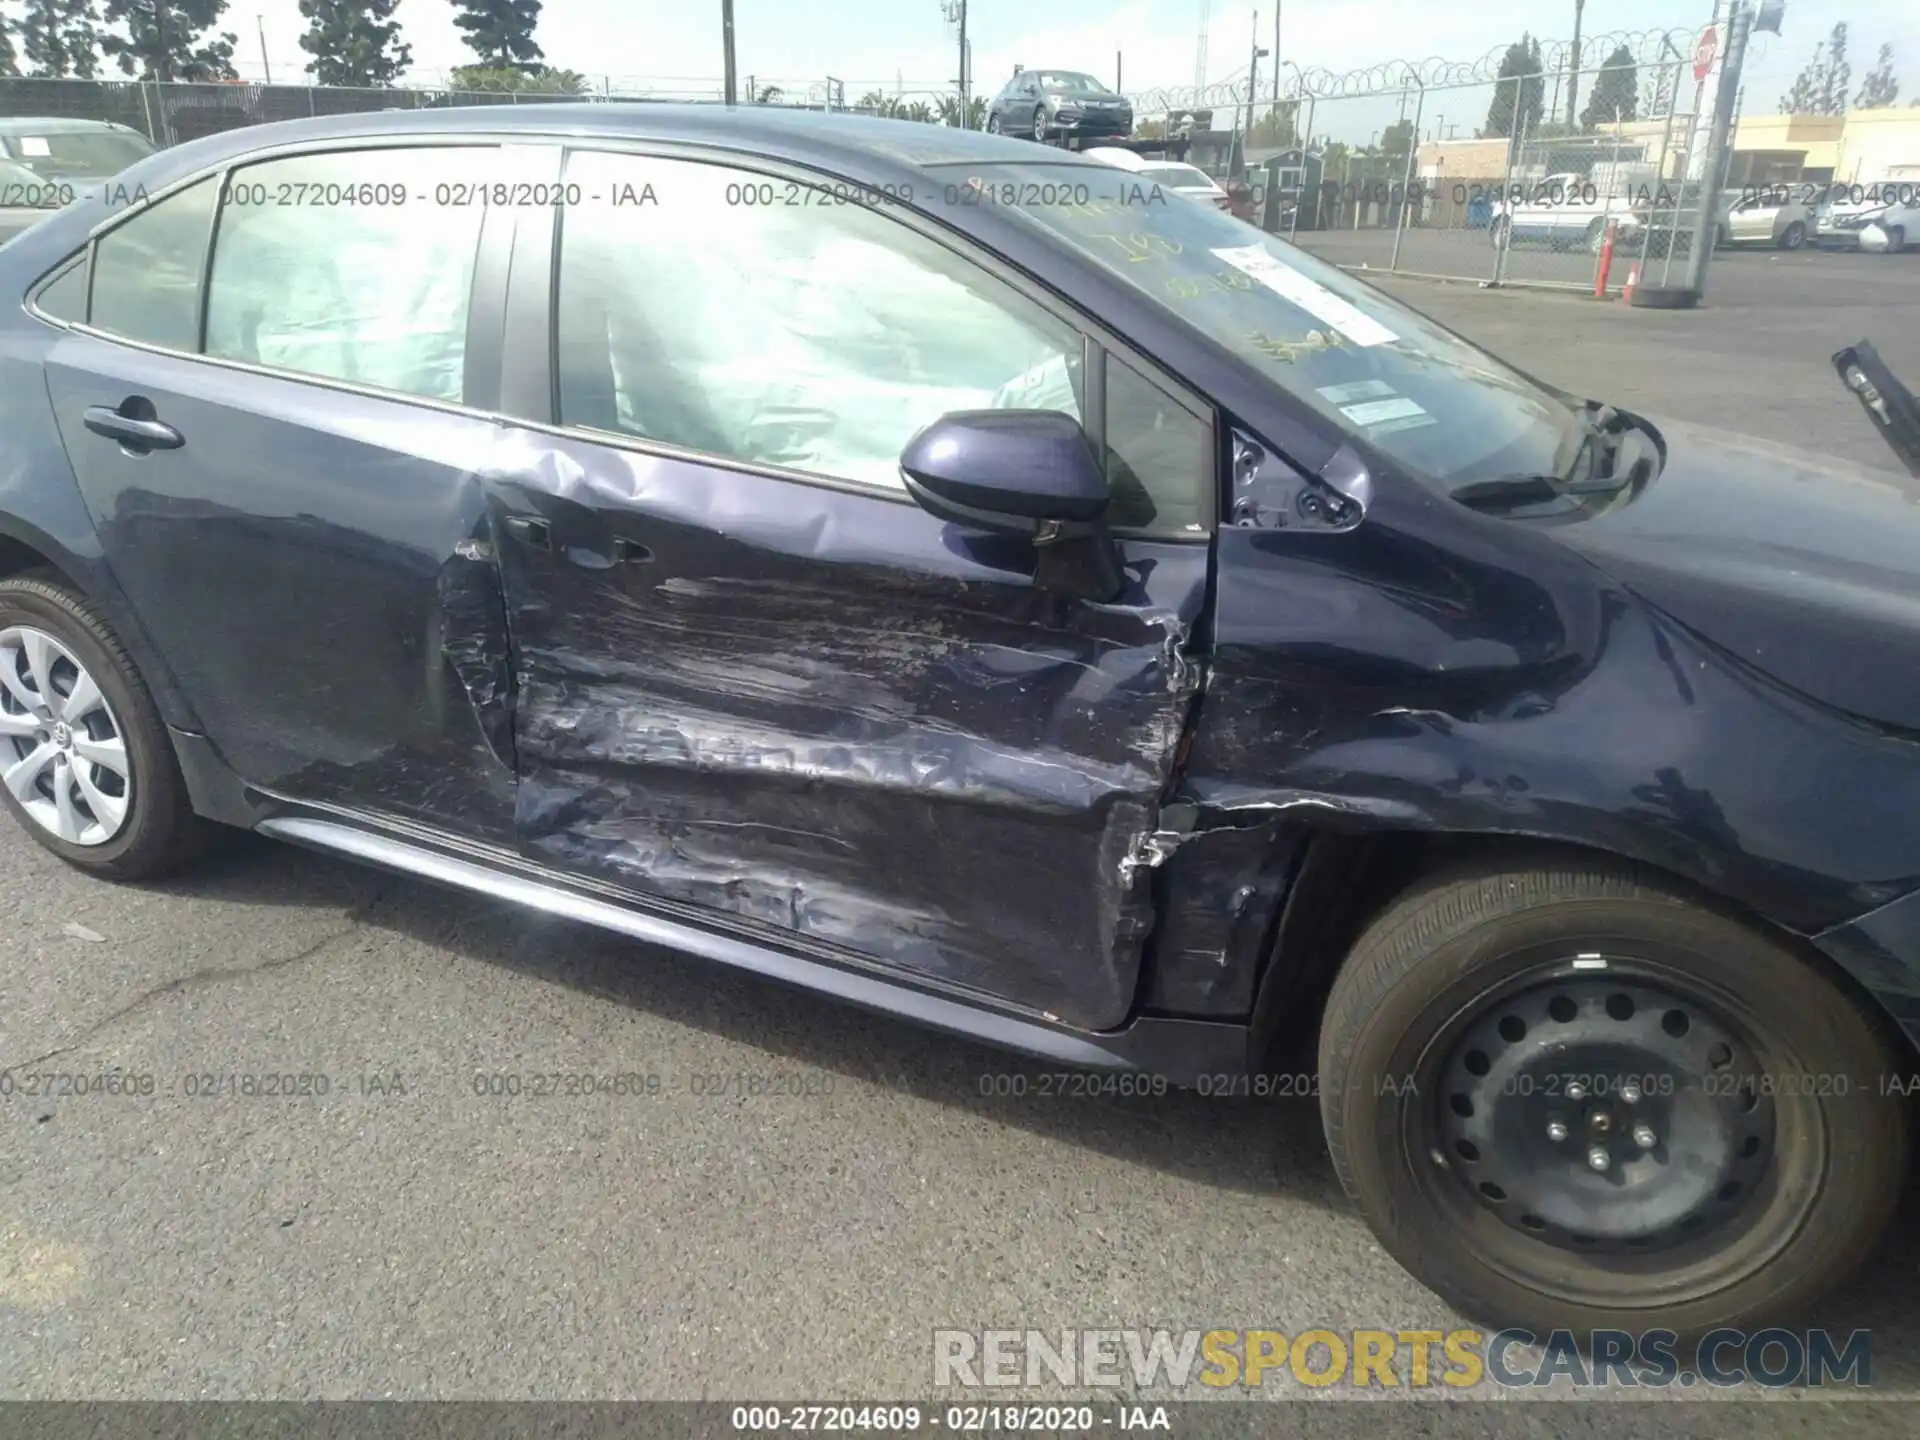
left=1593, top=220, right=1618, bottom=298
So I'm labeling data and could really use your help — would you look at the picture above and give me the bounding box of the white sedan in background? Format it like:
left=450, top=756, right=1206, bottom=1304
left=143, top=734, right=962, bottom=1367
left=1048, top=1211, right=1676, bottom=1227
left=1816, top=184, right=1917, bottom=252
left=1082, top=146, right=1233, bottom=212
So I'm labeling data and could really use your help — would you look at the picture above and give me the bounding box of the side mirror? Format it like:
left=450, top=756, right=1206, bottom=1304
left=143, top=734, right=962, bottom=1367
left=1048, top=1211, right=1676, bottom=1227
left=900, top=409, right=1125, bottom=602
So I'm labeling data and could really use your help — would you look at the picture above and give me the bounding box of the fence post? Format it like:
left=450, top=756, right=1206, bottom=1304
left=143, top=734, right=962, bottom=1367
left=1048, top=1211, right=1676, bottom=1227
left=139, top=82, right=160, bottom=145
left=1490, top=72, right=1527, bottom=286
left=1289, top=93, right=1313, bottom=241
left=1390, top=81, right=1424, bottom=274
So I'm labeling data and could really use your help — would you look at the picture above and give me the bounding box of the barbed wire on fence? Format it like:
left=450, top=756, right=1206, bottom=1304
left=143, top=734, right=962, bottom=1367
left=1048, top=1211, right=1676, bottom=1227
left=1128, top=27, right=1699, bottom=115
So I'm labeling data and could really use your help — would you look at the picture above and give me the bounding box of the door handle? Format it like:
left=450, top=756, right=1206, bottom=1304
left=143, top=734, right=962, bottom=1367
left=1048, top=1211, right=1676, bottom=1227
left=611, top=538, right=653, bottom=565
left=83, top=403, right=183, bottom=453
left=501, top=515, right=552, bottom=550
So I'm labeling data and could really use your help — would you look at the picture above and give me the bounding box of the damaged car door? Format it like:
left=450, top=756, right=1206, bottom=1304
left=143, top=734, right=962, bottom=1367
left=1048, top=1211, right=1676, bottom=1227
left=488, top=147, right=1215, bottom=1030
left=40, top=143, right=522, bottom=837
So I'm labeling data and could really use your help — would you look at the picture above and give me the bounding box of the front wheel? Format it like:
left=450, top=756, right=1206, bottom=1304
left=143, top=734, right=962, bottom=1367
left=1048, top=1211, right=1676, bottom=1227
left=1778, top=220, right=1806, bottom=249
left=1031, top=106, right=1050, bottom=143
left=1318, top=859, right=1907, bottom=1340
left=1885, top=226, right=1908, bottom=254
left=987, top=111, right=1003, bottom=135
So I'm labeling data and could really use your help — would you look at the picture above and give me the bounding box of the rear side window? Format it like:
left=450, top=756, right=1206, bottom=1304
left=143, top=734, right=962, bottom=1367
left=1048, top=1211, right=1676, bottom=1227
left=89, top=176, right=219, bottom=351
left=202, top=147, right=492, bottom=402
left=34, top=256, right=89, bottom=324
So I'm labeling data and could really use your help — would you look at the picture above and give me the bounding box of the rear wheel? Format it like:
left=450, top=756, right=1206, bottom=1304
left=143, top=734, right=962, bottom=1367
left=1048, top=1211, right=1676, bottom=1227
left=1886, top=226, right=1908, bottom=254
left=1778, top=220, right=1806, bottom=249
left=1318, top=859, right=1907, bottom=1339
left=0, top=573, right=207, bottom=880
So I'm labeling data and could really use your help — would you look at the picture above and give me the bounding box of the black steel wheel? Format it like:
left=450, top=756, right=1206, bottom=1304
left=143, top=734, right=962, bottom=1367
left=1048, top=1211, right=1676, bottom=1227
left=1319, top=858, right=1908, bottom=1340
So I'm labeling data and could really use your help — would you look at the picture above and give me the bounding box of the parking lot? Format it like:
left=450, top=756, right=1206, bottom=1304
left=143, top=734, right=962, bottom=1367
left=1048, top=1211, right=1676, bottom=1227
left=4, top=237, right=1920, bottom=1424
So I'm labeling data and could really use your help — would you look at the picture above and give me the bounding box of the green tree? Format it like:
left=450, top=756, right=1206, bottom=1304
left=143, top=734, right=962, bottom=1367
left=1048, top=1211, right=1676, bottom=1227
left=21, top=1, right=106, bottom=78
left=298, top=1, right=410, bottom=87
left=1580, top=42, right=1637, bottom=128
left=1482, top=34, right=1545, bottom=139
left=0, top=10, right=16, bottom=77
left=447, top=63, right=583, bottom=94
left=1855, top=42, right=1899, bottom=108
left=936, top=93, right=986, bottom=128
left=449, top=1, right=542, bottom=73
left=1247, top=101, right=1298, bottom=148
left=754, top=83, right=782, bottom=104
left=1781, top=22, right=1850, bottom=115
left=1378, top=116, right=1414, bottom=168
left=100, top=1, right=237, bottom=81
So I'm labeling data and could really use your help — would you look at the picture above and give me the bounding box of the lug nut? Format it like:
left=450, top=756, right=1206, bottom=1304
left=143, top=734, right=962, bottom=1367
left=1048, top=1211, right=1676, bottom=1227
left=1587, top=1146, right=1611, bottom=1172
left=1620, top=1082, right=1642, bottom=1104
left=1565, top=1083, right=1587, bottom=1101
left=1546, top=1119, right=1569, bottom=1142
left=1633, top=1123, right=1657, bottom=1149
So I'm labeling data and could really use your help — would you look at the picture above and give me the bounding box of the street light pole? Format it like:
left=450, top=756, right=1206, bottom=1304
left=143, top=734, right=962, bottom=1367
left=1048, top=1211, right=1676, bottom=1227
left=722, top=0, right=738, bottom=105
left=1272, top=1, right=1281, bottom=104
left=257, top=14, right=271, bottom=84
left=1566, top=0, right=1585, bottom=128
left=1242, top=10, right=1269, bottom=164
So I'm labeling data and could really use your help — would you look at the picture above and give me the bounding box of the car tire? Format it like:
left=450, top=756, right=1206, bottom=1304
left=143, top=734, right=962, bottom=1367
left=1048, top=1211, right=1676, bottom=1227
left=987, top=112, right=1003, bottom=135
left=1886, top=226, right=1907, bottom=254
left=1713, top=223, right=1730, bottom=250
left=0, top=572, right=209, bottom=881
left=1031, top=106, right=1049, bottom=143
left=1317, top=857, right=1908, bottom=1340
left=1586, top=218, right=1608, bottom=254
left=1778, top=220, right=1806, bottom=250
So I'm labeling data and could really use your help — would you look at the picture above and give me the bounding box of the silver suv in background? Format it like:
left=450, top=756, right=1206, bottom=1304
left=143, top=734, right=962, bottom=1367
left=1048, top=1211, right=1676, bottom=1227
left=0, top=117, right=156, bottom=187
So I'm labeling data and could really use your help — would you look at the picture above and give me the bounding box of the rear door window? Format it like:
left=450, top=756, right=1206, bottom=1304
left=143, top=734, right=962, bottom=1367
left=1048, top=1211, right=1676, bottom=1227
left=202, top=147, right=493, bottom=402
left=88, top=176, right=220, bottom=352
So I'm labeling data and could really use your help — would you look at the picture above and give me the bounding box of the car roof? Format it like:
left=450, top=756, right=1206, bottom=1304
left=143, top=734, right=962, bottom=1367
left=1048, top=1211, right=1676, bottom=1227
left=0, top=117, right=147, bottom=136
left=134, top=103, right=1108, bottom=178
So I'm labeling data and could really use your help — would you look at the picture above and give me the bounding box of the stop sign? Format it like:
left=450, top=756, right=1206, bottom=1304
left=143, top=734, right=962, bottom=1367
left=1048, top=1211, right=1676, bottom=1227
left=1693, top=25, right=1720, bottom=82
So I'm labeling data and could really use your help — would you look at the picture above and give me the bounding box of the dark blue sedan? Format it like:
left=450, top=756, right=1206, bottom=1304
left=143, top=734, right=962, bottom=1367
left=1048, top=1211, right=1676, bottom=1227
left=2, top=104, right=1918, bottom=1341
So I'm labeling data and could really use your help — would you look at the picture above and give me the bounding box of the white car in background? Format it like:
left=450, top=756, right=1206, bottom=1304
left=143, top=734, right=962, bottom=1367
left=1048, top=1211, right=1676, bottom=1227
left=1490, top=170, right=1645, bottom=253
left=1815, top=183, right=1917, bottom=252
left=1082, top=146, right=1232, bottom=212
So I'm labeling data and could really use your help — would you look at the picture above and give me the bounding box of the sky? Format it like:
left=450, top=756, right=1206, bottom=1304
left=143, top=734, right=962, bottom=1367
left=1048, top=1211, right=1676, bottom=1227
left=46, top=2, right=1920, bottom=135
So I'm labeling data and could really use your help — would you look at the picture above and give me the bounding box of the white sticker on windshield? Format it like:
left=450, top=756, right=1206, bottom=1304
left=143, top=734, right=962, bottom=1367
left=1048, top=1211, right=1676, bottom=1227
left=1317, top=380, right=1396, bottom=404
left=1342, top=397, right=1428, bottom=426
left=18, top=137, right=51, bottom=157
left=1212, top=244, right=1399, bottom=348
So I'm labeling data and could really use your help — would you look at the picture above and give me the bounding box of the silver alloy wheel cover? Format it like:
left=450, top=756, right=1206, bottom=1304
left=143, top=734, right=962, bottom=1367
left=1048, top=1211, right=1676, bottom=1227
left=0, top=625, right=133, bottom=846
left=1033, top=106, right=1048, bottom=140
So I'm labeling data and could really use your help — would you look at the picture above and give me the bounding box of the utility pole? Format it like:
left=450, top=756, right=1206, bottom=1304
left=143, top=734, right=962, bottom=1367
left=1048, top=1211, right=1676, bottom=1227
left=959, top=2, right=970, bottom=127
left=1242, top=10, right=1268, bottom=155
left=721, top=0, right=738, bottom=105
left=257, top=14, right=271, bottom=84
left=1566, top=0, right=1586, bottom=128
left=1272, top=1, right=1281, bottom=103
left=1684, top=0, right=1754, bottom=295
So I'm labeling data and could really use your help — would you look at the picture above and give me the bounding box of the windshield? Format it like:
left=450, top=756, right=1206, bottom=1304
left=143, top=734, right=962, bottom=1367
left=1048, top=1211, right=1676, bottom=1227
left=1036, top=72, right=1110, bottom=95
left=928, top=161, right=1582, bottom=494
left=2, top=129, right=154, bottom=180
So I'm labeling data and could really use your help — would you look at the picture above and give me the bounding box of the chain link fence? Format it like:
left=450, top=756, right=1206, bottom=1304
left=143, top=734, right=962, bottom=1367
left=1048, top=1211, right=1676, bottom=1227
left=3, top=28, right=1732, bottom=294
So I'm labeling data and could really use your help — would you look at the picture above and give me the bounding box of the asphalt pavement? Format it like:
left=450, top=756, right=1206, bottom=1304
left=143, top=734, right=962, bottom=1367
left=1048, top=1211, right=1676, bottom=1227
left=3, top=237, right=1920, bottom=1421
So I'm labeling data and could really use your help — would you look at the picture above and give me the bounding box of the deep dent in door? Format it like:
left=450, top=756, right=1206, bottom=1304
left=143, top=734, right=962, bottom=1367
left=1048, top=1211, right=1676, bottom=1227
left=474, top=434, right=1204, bottom=1030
